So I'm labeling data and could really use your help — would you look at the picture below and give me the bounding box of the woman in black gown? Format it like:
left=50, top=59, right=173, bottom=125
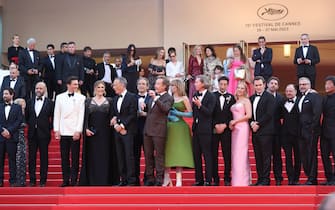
left=121, top=44, right=141, bottom=93
left=79, top=80, right=119, bottom=186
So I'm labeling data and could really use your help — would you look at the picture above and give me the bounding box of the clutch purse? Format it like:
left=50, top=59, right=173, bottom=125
left=234, top=67, right=246, bottom=80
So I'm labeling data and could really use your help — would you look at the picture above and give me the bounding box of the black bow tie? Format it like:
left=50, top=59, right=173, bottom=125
left=36, top=97, right=43, bottom=101
left=256, top=94, right=262, bottom=97
left=287, top=99, right=294, bottom=103
left=118, top=94, right=123, bottom=98
left=197, top=92, right=203, bottom=97
left=219, top=92, right=226, bottom=97
left=303, top=46, right=309, bottom=48
left=50, top=56, right=55, bottom=58
left=68, top=93, right=74, bottom=97
left=10, top=79, right=16, bottom=82
left=4, top=103, right=11, bottom=106
left=138, top=95, right=145, bottom=98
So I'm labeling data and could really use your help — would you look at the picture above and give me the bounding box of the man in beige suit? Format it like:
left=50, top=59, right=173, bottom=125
left=53, top=76, right=85, bottom=187
left=143, top=76, right=174, bottom=186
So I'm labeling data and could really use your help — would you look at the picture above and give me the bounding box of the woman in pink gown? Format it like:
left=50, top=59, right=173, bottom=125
left=227, top=45, right=253, bottom=96
left=229, top=81, right=252, bottom=186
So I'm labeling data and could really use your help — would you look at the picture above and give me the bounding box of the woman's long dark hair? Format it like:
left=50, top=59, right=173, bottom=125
left=126, top=44, right=137, bottom=63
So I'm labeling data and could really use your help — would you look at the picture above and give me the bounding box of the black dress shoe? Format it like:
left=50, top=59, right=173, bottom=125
left=250, top=182, right=260, bottom=186
left=0, top=182, right=3, bottom=187
left=155, top=182, right=162, bottom=186
left=304, top=180, right=317, bottom=185
left=40, top=183, right=46, bottom=187
left=224, top=181, right=231, bottom=186
left=276, top=180, right=282, bottom=186
left=59, top=182, right=70, bottom=187
left=212, top=182, right=219, bottom=186
left=144, top=181, right=155, bottom=186
left=9, top=183, right=16, bottom=187
left=30, top=182, right=36, bottom=187
left=192, top=182, right=204, bottom=186
left=118, top=181, right=128, bottom=187
left=204, top=182, right=211, bottom=186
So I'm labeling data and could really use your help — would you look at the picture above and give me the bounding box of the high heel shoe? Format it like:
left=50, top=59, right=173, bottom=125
left=162, top=178, right=173, bottom=187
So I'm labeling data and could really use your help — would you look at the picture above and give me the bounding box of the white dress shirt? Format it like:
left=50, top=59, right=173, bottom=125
left=28, top=50, right=34, bottom=62
left=298, top=89, right=310, bottom=112
left=302, top=45, right=309, bottom=58
left=284, top=96, right=296, bottom=113
left=4, top=103, right=11, bottom=120
left=102, top=63, right=112, bottom=83
left=35, top=96, right=45, bottom=117
left=9, top=78, right=17, bottom=89
left=138, top=93, right=147, bottom=111
left=117, top=90, right=127, bottom=113
left=253, top=93, right=262, bottom=121
left=50, top=55, right=55, bottom=69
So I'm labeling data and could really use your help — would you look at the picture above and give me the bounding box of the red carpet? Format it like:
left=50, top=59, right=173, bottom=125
left=0, top=119, right=334, bottom=209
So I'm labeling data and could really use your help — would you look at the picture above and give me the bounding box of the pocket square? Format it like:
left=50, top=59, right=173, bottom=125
left=304, top=100, right=309, bottom=103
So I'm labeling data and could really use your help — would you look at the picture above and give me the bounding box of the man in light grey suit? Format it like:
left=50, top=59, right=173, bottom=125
left=53, top=76, right=85, bottom=187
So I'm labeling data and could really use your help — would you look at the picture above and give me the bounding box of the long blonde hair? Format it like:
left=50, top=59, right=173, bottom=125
left=170, top=79, right=186, bottom=96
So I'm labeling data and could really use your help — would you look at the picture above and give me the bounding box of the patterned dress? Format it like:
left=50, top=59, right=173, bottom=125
left=16, top=123, right=26, bottom=186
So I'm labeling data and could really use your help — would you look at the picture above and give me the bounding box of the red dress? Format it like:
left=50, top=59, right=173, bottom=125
left=188, top=55, right=203, bottom=99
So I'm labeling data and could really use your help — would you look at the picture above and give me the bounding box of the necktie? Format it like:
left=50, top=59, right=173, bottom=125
left=68, top=93, right=74, bottom=97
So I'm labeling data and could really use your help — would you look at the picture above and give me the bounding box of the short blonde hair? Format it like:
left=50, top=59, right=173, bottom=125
left=235, top=80, right=249, bottom=99
left=170, top=79, right=186, bottom=96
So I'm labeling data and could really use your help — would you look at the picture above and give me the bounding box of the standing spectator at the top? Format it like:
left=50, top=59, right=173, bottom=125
left=294, top=33, right=320, bottom=89
left=18, top=38, right=42, bottom=99
left=82, top=46, right=97, bottom=97
left=56, top=41, right=84, bottom=92
left=166, top=48, right=184, bottom=82
left=187, top=45, right=203, bottom=100
left=121, top=44, right=142, bottom=93
left=7, top=34, right=24, bottom=65
left=148, top=48, right=166, bottom=90
left=203, top=46, right=222, bottom=90
left=252, top=36, right=273, bottom=82
left=55, top=42, right=68, bottom=94
left=41, top=44, right=57, bottom=100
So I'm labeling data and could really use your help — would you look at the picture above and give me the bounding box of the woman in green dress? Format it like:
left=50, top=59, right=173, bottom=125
left=163, top=79, right=194, bottom=187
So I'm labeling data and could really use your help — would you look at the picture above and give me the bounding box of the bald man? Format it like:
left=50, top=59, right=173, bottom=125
left=25, top=82, right=54, bottom=187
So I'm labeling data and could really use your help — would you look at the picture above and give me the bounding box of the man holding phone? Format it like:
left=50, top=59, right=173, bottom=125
left=293, top=33, right=320, bottom=89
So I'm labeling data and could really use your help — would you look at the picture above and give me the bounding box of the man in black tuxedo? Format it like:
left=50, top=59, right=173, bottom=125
left=55, top=41, right=84, bottom=92
left=143, top=76, right=174, bottom=186
left=42, top=44, right=57, bottom=100
left=192, top=75, right=216, bottom=186
left=111, top=77, right=138, bottom=186
left=280, top=84, right=301, bottom=185
left=294, top=33, right=320, bottom=89
left=266, top=76, right=284, bottom=185
left=134, top=77, right=150, bottom=184
left=96, top=52, right=116, bottom=97
left=321, top=76, right=335, bottom=185
left=55, top=42, right=68, bottom=95
left=0, top=88, right=23, bottom=187
left=212, top=76, right=235, bottom=186
left=297, top=77, right=322, bottom=185
left=252, top=36, right=273, bottom=82
left=250, top=76, right=275, bottom=186
left=82, top=46, right=97, bottom=97
left=25, top=82, right=54, bottom=187
left=18, top=38, right=42, bottom=99
left=0, top=63, right=26, bottom=102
